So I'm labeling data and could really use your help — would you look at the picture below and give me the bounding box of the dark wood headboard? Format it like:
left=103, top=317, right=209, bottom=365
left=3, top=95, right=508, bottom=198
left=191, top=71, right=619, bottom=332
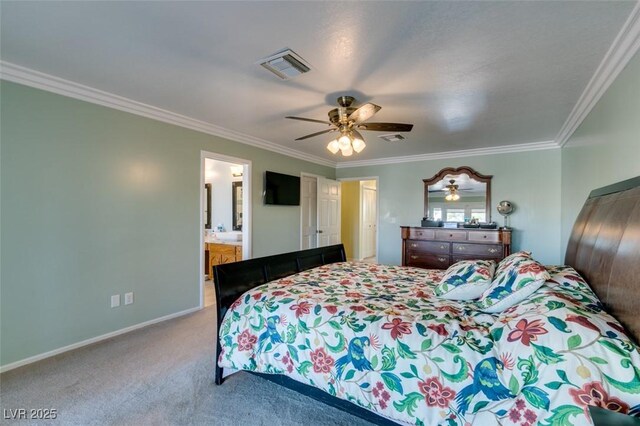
left=565, top=176, right=640, bottom=342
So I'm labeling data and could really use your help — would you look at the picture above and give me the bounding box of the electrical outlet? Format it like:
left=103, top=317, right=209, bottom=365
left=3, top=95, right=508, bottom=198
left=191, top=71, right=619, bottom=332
left=111, top=294, right=120, bottom=308
left=124, top=292, right=134, bottom=305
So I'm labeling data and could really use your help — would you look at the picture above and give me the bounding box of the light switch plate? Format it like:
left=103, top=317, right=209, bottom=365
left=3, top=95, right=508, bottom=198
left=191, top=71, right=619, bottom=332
left=124, top=292, right=134, bottom=305
left=111, top=294, right=120, bottom=308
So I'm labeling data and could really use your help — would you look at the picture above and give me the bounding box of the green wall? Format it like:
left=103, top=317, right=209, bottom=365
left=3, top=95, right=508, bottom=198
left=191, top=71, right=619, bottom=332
left=560, top=51, right=640, bottom=255
left=336, top=149, right=563, bottom=266
left=2, top=50, right=638, bottom=368
left=0, top=81, right=334, bottom=366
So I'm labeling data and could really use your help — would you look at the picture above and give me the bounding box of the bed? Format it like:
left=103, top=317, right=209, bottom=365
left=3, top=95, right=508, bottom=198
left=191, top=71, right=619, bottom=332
left=214, top=176, right=640, bottom=425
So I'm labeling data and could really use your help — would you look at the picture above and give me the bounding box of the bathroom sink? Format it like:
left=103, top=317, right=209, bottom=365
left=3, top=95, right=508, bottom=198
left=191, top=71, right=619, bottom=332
left=213, top=232, right=242, bottom=242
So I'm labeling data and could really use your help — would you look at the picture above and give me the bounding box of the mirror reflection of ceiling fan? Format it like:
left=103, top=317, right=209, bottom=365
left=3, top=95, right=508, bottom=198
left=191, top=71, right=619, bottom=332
left=285, top=96, right=413, bottom=157
left=444, top=179, right=461, bottom=201
left=428, top=179, right=474, bottom=193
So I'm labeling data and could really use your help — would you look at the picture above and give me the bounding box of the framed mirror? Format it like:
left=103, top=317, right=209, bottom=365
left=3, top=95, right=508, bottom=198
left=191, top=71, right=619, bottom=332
left=423, top=166, right=492, bottom=224
left=232, top=181, right=243, bottom=231
left=204, top=183, right=212, bottom=229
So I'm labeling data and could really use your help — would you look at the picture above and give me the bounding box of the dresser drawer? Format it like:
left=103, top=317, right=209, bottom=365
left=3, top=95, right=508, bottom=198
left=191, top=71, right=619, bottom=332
left=452, top=243, right=502, bottom=257
left=467, top=231, right=501, bottom=243
left=408, top=228, right=436, bottom=240
left=406, top=252, right=450, bottom=269
left=435, top=230, right=467, bottom=241
left=406, top=240, right=450, bottom=254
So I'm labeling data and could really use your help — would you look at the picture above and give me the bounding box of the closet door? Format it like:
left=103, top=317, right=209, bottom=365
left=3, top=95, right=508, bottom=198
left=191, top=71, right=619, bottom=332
left=300, top=175, right=318, bottom=249
left=317, top=178, right=341, bottom=247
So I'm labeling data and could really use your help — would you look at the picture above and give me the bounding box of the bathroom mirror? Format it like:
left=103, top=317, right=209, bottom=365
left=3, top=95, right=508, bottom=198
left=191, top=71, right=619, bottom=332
left=232, top=182, right=243, bottom=231
left=204, top=183, right=212, bottom=229
left=423, top=166, right=492, bottom=223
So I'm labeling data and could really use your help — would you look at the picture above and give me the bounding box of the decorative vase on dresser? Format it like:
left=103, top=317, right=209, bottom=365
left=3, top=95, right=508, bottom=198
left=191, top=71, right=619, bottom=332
left=400, top=226, right=511, bottom=269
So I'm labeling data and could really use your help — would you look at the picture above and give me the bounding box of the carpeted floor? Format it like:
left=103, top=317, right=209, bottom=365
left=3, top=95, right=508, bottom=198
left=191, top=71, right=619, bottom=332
left=0, top=306, right=375, bottom=425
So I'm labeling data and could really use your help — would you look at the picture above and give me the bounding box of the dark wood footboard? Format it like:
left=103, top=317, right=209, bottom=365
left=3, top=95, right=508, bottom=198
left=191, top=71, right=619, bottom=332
left=212, top=244, right=346, bottom=385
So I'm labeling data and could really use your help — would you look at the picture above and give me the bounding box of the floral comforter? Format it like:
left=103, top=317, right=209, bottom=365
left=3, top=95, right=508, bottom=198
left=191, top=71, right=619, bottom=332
left=218, top=262, right=640, bottom=425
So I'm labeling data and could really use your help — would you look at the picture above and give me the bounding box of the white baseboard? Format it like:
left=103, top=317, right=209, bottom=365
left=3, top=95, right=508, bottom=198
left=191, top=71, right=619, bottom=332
left=0, top=306, right=201, bottom=373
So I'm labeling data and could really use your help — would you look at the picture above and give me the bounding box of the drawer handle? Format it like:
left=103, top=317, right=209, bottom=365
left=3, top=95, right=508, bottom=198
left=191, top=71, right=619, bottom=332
left=438, top=257, right=447, bottom=262
left=411, top=255, right=419, bottom=260
left=483, top=235, right=487, bottom=239
left=457, top=246, right=465, bottom=251
left=488, top=248, right=498, bottom=253
left=440, top=245, right=446, bottom=250
left=449, top=234, right=453, bottom=237
left=418, top=232, right=423, bottom=236
left=411, top=243, right=418, bottom=248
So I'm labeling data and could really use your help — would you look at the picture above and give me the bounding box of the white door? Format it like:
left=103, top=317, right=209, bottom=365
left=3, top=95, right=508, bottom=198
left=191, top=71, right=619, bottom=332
left=317, top=177, right=341, bottom=247
left=301, top=176, right=318, bottom=249
left=361, top=185, right=377, bottom=259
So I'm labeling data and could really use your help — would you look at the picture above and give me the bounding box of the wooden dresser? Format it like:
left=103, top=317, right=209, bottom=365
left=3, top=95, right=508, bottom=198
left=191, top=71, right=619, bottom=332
left=401, top=226, right=511, bottom=269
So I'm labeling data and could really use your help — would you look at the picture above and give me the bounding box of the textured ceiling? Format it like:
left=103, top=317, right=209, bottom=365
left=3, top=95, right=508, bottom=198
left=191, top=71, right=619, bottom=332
left=0, top=1, right=635, bottom=163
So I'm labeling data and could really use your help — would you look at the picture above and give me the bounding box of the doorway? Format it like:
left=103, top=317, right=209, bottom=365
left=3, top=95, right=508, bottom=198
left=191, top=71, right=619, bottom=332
left=339, top=178, right=378, bottom=262
left=200, top=151, right=252, bottom=309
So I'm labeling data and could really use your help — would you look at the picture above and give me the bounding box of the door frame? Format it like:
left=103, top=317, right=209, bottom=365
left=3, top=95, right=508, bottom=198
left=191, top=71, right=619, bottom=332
left=337, top=176, right=380, bottom=261
left=200, top=151, right=252, bottom=309
left=299, top=172, right=324, bottom=250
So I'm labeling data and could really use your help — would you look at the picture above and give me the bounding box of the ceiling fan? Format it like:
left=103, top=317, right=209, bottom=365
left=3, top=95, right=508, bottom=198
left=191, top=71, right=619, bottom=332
left=285, top=96, right=413, bottom=156
left=445, top=179, right=461, bottom=201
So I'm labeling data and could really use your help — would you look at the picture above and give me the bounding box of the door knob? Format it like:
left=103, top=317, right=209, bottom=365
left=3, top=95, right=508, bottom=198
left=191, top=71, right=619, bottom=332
left=317, top=230, right=324, bottom=234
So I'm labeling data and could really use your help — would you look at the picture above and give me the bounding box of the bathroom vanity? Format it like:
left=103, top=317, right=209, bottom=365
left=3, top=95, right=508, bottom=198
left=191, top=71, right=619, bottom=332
left=205, top=233, right=242, bottom=280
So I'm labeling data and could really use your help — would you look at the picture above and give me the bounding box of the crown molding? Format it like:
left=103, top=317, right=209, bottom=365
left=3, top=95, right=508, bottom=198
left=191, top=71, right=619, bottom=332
left=556, top=1, right=640, bottom=147
left=335, top=140, right=559, bottom=169
left=0, top=61, right=337, bottom=168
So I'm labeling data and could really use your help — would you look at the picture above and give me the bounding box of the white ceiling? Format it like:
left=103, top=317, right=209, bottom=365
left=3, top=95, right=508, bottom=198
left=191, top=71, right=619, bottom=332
left=0, top=1, right=635, bottom=164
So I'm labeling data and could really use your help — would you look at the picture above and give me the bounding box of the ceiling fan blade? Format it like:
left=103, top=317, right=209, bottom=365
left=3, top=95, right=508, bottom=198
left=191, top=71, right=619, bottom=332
left=294, top=128, right=336, bottom=141
left=348, top=103, right=381, bottom=125
left=357, top=122, right=414, bottom=132
left=351, top=129, right=364, bottom=141
left=285, top=116, right=333, bottom=125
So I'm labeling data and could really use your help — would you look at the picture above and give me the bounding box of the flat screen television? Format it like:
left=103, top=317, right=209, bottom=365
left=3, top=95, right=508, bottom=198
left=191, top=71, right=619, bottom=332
left=264, top=171, right=301, bottom=206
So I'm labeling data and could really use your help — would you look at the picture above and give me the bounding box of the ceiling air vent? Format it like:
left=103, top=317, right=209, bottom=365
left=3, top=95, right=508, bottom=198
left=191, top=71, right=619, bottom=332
left=258, top=49, right=311, bottom=80
left=378, top=134, right=406, bottom=142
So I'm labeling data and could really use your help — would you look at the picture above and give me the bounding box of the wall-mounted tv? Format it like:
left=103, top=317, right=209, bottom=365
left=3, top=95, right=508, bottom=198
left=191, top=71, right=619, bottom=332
left=264, top=171, right=301, bottom=206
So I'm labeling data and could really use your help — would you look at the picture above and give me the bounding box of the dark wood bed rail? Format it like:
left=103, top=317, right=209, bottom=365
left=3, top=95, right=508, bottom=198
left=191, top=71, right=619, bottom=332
left=565, top=176, right=640, bottom=344
left=213, top=244, right=346, bottom=385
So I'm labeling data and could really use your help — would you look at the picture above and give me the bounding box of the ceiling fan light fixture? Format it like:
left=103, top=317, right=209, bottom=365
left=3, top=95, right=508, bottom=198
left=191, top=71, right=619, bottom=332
left=445, top=192, right=460, bottom=201
left=352, top=138, right=366, bottom=153
left=338, top=134, right=351, bottom=150
left=341, top=144, right=353, bottom=156
left=327, top=139, right=340, bottom=154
